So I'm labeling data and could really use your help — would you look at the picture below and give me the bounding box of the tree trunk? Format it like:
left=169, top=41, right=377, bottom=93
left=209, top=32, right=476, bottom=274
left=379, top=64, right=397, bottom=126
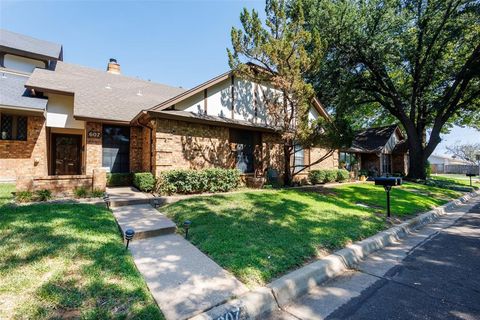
left=407, top=143, right=427, bottom=180
left=283, top=144, right=293, bottom=186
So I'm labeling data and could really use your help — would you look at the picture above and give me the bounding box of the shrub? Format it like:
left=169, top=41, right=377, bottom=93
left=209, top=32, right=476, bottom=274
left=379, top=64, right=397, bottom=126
left=425, top=160, right=432, bottom=178
left=308, top=170, right=326, bottom=185
left=133, top=172, right=156, bottom=192
left=35, top=189, right=52, bottom=202
left=91, top=189, right=105, bottom=198
left=337, top=169, right=350, bottom=182
left=156, top=168, right=240, bottom=195
left=74, top=186, right=89, bottom=198
left=324, top=170, right=337, bottom=183
left=16, top=191, right=33, bottom=203
left=359, top=169, right=369, bottom=177
left=107, top=173, right=132, bottom=187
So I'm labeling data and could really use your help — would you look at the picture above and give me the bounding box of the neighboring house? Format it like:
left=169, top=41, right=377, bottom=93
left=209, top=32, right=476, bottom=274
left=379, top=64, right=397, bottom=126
left=341, top=125, right=408, bottom=177
left=428, top=154, right=477, bottom=174
left=0, top=30, right=337, bottom=192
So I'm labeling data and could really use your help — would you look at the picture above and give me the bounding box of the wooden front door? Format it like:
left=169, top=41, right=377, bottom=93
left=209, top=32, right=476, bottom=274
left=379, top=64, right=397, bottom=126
left=52, top=134, right=82, bottom=175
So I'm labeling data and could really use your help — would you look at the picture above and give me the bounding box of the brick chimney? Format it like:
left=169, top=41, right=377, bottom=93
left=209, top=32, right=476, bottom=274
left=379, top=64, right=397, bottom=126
left=107, top=58, right=120, bottom=74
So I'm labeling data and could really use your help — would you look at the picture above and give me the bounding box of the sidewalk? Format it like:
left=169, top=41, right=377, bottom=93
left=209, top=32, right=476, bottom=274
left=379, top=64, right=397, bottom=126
left=107, top=187, right=248, bottom=320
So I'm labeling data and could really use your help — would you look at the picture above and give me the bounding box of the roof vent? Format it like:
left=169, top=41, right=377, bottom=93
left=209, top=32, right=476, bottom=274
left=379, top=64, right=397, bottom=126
left=107, top=58, right=121, bottom=74
left=137, top=90, right=143, bottom=96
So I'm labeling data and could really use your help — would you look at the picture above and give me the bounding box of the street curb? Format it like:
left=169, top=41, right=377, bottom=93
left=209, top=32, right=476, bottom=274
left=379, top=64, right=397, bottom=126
left=189, top=190, right=479, bottom=319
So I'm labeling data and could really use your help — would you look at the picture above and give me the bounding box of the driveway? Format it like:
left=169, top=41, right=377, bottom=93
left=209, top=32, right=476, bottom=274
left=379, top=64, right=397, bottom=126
left=270, top=199, right=480, bottom=320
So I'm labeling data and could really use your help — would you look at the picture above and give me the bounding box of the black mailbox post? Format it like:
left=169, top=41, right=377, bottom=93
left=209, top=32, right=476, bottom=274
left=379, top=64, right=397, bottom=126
left=375, top=177, right=402, bottom=218
left=466, top=173, right=477, bottom=187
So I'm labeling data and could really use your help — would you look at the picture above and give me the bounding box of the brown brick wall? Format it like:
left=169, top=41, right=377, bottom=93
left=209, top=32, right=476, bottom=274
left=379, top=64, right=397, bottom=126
left=0, top=115, right=48, bottom=180
left=392, top=153, right=407, bottom=175
left=85, top=122, right=102, bottom=174
left=17, top=175, right=93, bottom=196
left=141, top=126, right=152, bottom=172
left=309, top=147, right=339, bottom=170
left=154, top=119, right=233, bottom=176
left=130, top=126, right=143, bottom=172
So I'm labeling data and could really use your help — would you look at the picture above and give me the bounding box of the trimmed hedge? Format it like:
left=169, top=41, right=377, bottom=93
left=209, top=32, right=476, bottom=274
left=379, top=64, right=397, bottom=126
left=337, top=169, right=350, bottom=182
left=107, top=173, right=132, bottom=187
left=308, top=169, right=351, bottom=184
left=157, top=168, right=241, bottom=195
left=133, top=172, right=156, bottom=192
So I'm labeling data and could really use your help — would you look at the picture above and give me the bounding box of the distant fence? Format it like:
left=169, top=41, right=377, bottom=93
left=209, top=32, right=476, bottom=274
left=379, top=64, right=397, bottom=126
left=431, top=164, right=479, bottom=174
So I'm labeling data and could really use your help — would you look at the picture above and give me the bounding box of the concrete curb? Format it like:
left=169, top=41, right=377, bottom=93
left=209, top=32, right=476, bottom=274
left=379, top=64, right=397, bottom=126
left=189, top=190, right=479, bottom=319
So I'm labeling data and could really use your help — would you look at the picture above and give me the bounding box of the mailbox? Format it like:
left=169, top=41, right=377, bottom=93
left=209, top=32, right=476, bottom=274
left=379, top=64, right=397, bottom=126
left=374, top=177, right=402, bottom=186
left=466, top=173, right=477, bottom=187
left=374, top=177, right=402, bottom=218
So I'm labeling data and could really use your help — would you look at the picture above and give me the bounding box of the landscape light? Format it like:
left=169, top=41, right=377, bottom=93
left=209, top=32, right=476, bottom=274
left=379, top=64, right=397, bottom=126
left=103, top=194, right=111, bottom=210
left=125, top=228, right=135, bottom=249
left=183, top=220, right=192, bottom=239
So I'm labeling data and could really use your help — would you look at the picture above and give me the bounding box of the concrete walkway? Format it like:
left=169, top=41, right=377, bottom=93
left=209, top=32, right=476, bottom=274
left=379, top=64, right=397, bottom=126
left=268, top=196, right=480, bottom=320
left=107, top=187, right=248, bottom=320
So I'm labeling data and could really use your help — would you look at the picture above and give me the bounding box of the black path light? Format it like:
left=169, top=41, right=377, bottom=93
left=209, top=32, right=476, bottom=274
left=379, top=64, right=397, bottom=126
left=125, top=228, right=135, bottom=249
left=103, top=194, right=111, bottom=210
left=183, top=220, right=192, bottom=239
left=374, top=177, right=402, bottom=218
left=466, top=173, right=477, bottom=187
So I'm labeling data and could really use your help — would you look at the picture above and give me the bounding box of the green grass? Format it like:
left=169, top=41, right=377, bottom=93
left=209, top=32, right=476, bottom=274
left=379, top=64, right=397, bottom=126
left=163, top=182, right=461, bottom=286
left=0, top=184, right=162, bottom=319
left=431, top=173, right=480, bottom=187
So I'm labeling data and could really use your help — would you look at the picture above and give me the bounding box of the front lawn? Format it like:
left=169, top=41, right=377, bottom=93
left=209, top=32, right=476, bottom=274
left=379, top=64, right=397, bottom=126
left=431, top=173, right=480, bottom=187
left=163, top=182, right=461, bottom=286
left=0, top=184, right=162, bottom=319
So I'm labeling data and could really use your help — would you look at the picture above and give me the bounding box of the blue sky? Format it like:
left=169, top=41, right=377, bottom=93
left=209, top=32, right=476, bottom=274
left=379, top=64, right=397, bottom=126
left=1, top=0, right=477, bottom=155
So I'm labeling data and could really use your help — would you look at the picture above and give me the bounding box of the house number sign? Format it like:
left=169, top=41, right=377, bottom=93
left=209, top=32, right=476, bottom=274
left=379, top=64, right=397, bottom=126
left=88, top=130, right=101, bottom=139
left=214, top=307, right=240, bottom=320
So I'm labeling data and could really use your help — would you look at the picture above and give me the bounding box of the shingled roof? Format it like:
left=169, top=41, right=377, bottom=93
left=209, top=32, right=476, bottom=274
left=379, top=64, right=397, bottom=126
left=0, top=71, right=47, bottom=111
left=347, top=125, right=400, bottom=153
left=26, top=61, right=186, bottom=122
left=0, top=29, right=62, bottom=60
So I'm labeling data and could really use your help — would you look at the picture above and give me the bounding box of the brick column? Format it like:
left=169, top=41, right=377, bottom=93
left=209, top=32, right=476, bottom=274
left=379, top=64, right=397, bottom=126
left=85, top=122, right=102, bottom=174
left=92, top=168, right=107, bottom=192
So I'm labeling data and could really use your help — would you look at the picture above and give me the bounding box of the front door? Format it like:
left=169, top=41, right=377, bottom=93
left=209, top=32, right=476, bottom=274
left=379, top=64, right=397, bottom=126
left=52, top=134, right=82, bottom=175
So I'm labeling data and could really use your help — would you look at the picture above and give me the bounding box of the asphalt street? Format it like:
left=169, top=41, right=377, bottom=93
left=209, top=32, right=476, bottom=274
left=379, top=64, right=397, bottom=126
left=269, top=198, right=480, bottom=320
left=327, top=201, right=480, bottom=320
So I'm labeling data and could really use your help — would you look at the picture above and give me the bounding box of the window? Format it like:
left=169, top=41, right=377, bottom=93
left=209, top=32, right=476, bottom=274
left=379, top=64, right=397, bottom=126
left=0, top=114, right=27, bottom=141
left=229, top=129, right=259, bottom=174
left=339, top=152, right=357, bottom=171
left=102, top=125, right=130, bottom=173
left=381, top=154, right=392, bottom=175
left=294, top=144, right=305, bottom=173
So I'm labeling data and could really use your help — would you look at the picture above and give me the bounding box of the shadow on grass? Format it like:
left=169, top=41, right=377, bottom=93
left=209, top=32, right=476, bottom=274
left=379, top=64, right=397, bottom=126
left=0, top=201, right=163, bottom=319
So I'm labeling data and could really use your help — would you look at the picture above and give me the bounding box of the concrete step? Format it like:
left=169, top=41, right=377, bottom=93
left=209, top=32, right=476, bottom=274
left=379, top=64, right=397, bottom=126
left=108, top=197, right=152, bottom=208
left=112, top=204, right=177, bottom=239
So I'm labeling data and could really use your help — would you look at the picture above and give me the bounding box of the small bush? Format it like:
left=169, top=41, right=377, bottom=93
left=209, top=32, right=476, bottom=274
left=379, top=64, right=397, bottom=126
left=157, top=168, right=240, bottom=195
left=425, top=160, right=432, bottom=178
left=133, top=172, right=156, bottom=192
left=337, top=169, right=350, bottom=182
left=35, top=189, right=52, bottom=202
left=107, top=173, right=132, bottom=187
left=74, top=186, right=88, bottom=198
left=359, top=169, right=369, bottom=177
left=91, top=189, right=105, bottom=198
left=308, top=170, right=327, bottom=184
left=16, top=191, right=33, bottom=203
left=324, top=170, right=337, bottom=183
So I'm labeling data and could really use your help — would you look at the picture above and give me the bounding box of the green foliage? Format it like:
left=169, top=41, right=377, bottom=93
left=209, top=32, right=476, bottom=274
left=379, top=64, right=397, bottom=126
left=337, top=169, right=350, bottom=182
left=228, top=0, right=352, bottom=185
left=106, top=173, right=132, bottom=187
left=15, top=191, right=33, bottom=203
left=425, top=160, right=432, bottom=178
left=133, top=172, right=156, bottom=192
left=35, top=189, right=52, bottom=202
left=425, top=178, right=477, bottom=192
left=305, top=0, right=480, bottom=178
left=74, top=187, right=88, bottom=198
left=91, top=189, right=105, bottom=198
left=359, top=169, right=369, bottom=177
left=308, top=169, right=348, bottom=184
left=157, top=169, right=241, bottom=195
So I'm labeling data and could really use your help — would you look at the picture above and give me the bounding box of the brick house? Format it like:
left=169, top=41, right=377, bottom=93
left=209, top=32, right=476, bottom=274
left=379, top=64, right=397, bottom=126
left=0, top=30, right=338, bottom=193
left=340, top=125, right=409, bottom=177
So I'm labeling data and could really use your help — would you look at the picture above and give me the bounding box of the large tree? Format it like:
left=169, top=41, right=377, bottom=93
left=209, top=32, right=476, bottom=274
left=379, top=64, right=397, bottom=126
left=228, top=0, right=352, bottom=185
left=305, top=0, right=480, bottom=179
